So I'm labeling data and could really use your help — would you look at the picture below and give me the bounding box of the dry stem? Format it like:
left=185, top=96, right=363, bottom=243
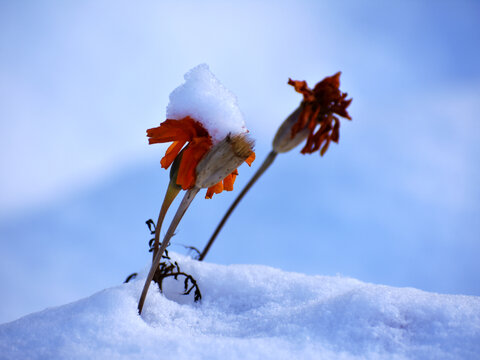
left=152, top=181, right=180, bottom=260
left=198, top=150, right=278, bottom=261
left=138, top=187, right=200, bottom=314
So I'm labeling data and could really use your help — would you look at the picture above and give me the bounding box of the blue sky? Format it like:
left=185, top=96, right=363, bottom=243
left=1, top=0, right=479, bottom=323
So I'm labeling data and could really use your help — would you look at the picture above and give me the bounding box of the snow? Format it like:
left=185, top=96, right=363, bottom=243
left=1, top=254, right=479, bottom=360
left=166, top=64, right=247, bottom=143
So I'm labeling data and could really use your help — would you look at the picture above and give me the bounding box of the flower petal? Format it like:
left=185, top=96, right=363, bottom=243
left=205, top=181, right=224, bottom=199
left=147, top=117, right=209, bottom=145
left=244, top=152, right=256, bottom=166
left=288, top=79, right=315, bottom=101
left=160, top=141, right=186, bottom=169
left=177, top=137, right=212, bottom=190
left=222, top=172, right=235, bottom=191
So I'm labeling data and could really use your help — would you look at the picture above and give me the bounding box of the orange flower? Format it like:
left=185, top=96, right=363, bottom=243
left=147, top=116, right=255, bottom=198
left=288, top=72, right=352, bottom=156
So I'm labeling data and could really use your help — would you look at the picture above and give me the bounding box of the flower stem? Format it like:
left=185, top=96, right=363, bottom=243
left=198, top=150, right=278, bottom=261
left=138, top=187, right=200, bottom=314
left=152, top=181, right=181, bottom=261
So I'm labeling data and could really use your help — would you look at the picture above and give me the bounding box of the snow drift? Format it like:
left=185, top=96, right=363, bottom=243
left=1, top=254, right=479, bottom=360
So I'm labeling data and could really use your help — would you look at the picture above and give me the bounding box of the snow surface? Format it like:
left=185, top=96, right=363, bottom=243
left=1, top=254, right=479, bottom=360
left=166, top=64, right=247, bottom=143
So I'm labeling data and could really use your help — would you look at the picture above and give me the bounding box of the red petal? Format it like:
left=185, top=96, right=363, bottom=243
left=205, top=181, right=224, bottom=199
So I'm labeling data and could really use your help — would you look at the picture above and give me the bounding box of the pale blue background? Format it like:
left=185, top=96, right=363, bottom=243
left=1, top=0, right=479, bottom=323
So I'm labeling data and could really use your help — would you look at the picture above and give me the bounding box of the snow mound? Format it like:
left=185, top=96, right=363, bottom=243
left=166, top=64, right=247, bottom=143
left=1, top=254, right=479, bottom=360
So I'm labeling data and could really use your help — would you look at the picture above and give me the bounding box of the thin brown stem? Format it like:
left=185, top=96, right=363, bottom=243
left=138, top=187, right=200, bottom=314
left=152, top=181, right=181, bottom=261
left=198, top=150, right=278, bottom=261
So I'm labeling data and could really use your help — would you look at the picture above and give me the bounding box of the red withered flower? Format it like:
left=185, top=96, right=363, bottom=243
left=147, top=116, right=255, bottom=198
left=288, top=72, right=352, bottom=156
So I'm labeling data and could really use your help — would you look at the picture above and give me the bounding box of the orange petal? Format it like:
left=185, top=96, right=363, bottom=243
left=222, top=173, right=235, bottom=191
left=245, top=152, right=255, bottom=166
left=205, top=181, right=224, bottom=199
left=147, top=116, right=213, bottom=188
left=160, top=141, right=185, bottom=169
left=147, top=117, right=209, bottom=144
left=147, top=123, right=189, bottom=144
left=176, top=137, right=212, bottom=190
left=205, top=187, right=215, bottom=199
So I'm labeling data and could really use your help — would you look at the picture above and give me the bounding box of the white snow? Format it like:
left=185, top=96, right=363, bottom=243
left=1, top=254, right=479, bottom=360
left=166, top=64, right=247, bottom=143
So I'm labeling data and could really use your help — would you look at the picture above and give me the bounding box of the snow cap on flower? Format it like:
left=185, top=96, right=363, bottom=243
left=147, top=65, right=255, bottom=198
left=167, top=64, right=248, bottom=143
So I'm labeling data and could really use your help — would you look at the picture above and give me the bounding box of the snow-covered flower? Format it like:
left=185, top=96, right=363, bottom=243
left=139, top=65, right=255, bottom=314
left=147, top=65, right=255, bottom=199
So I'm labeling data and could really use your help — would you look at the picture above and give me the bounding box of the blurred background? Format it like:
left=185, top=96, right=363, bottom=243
left=1, top=0, right=479, bottom=323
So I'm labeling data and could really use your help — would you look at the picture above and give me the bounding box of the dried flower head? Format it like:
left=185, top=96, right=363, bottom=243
left=147, top=116, right=254, bottom=198
left=288, top=72, right=352, bottom=156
